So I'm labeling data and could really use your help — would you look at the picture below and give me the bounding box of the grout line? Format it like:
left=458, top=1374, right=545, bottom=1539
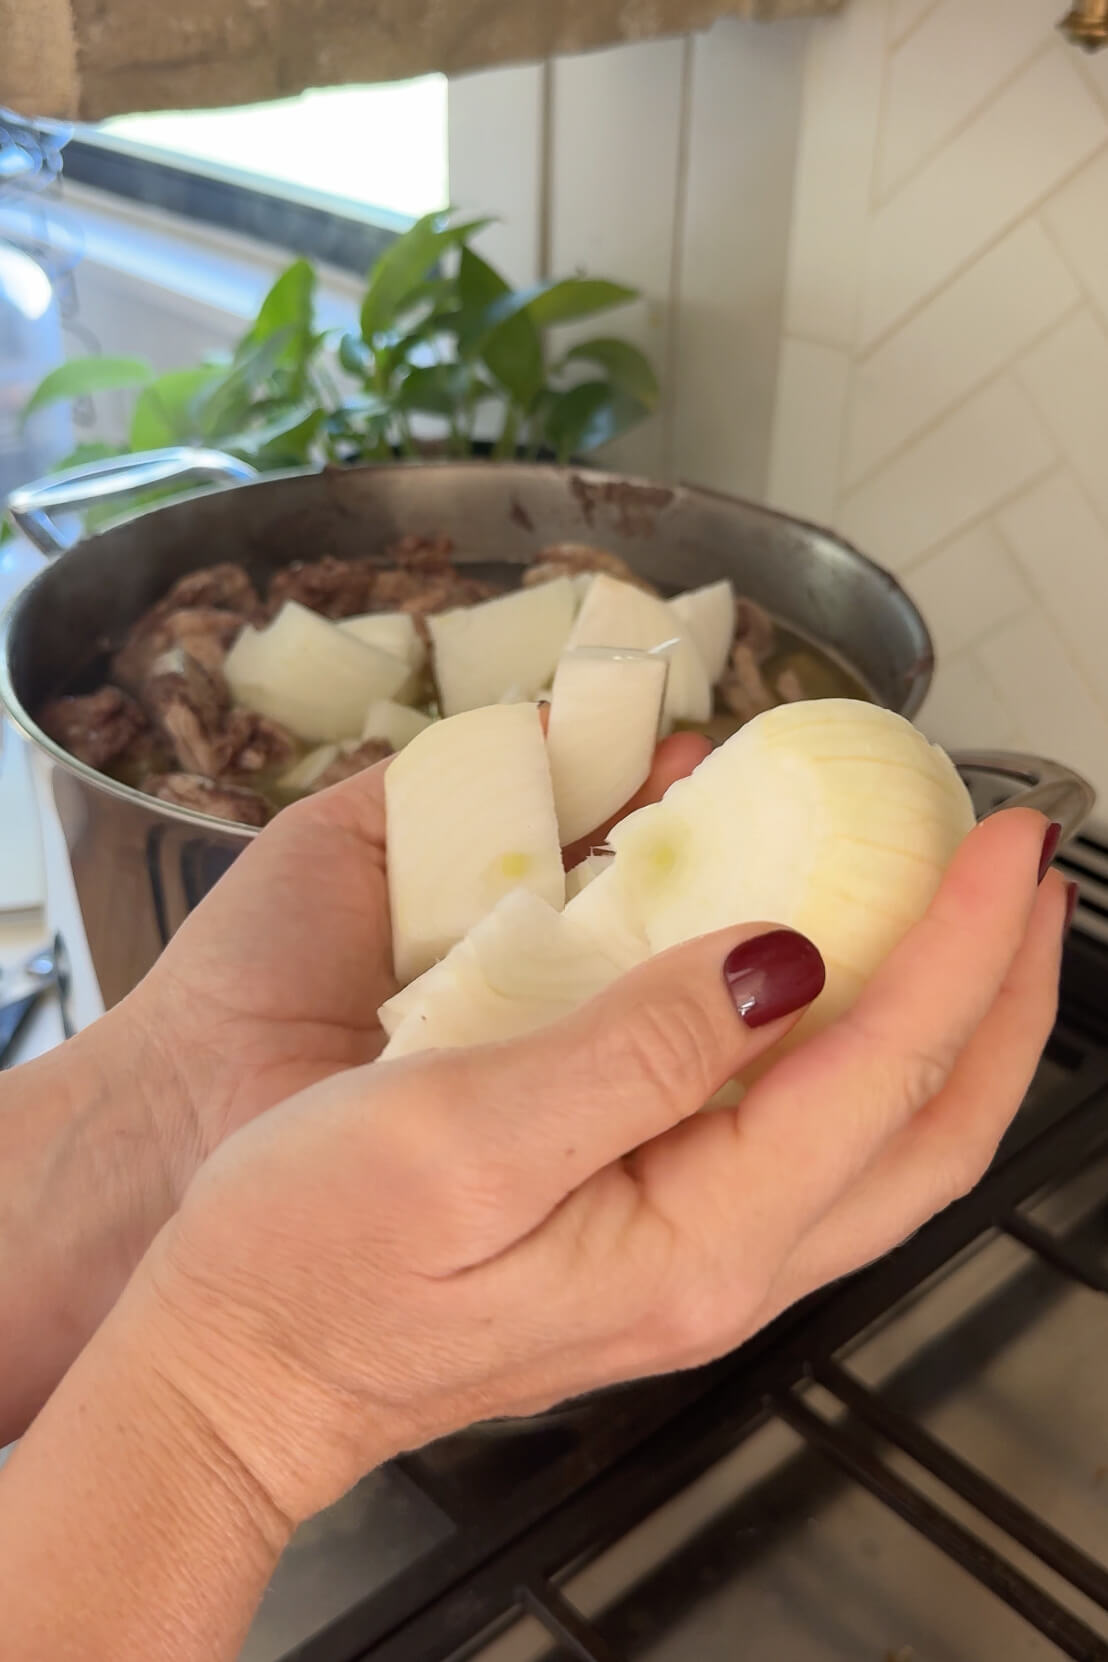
left=842, top=297, right=1085, bottom=497
left=1068, top=32, right=1108, bottom=119
left=888, top=458, right=1060, bottom=578
left=1035, top=205, right=1108, bottom=341
left=855, top=132, right=1108, bottom=360
left=659, top=34, right=695, bottom=480
left=889, top=0, right=943, bottom=53
left=970, top=638, right=1035, bottom=739
left=977, top=590, right=1108, bottom=747
left=1009, top=304, right=1108, bottom=471
left=537, top=60, right=554, bottom=281
left=872, top=35, right=1056, bottom=211
left=867, top=0, right=897, bottom=215
left=894, top=466, right=1063, bottom=578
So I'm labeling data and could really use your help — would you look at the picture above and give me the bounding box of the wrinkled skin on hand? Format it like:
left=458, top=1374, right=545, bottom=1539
left=138, top=809, right=1065, bottom=1527
left=136, top=731, right=713, bottom=1160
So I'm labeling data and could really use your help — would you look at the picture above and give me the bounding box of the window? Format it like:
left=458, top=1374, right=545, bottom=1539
left=62, top=78, right=448, bottom=274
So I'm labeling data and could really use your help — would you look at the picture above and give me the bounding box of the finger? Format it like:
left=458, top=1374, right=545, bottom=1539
left=376, top=923, right=825, bottom=1263
left=562, top=731, right=713, bottom=870
left=629, top=809, right=1049, bottom=1275
left=761, top=872, right=1066, bottom=1318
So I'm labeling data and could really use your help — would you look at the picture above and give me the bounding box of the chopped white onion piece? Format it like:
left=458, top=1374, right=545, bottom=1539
left=225, top=601, right=409, bottom=743
left=385, top=702, right=564, bottom=985
left=545, top=647, right=666, bottom=845
left=429, top=578, right=576, bottom=715
left=567, top=573, right=711, bottom=727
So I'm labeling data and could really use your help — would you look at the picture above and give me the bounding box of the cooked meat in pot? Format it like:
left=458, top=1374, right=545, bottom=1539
left=38, top=687, right=149, bottom=771
left=143, top=772, right=272, bottom=826
left=35, top=545, right=865, bottom=830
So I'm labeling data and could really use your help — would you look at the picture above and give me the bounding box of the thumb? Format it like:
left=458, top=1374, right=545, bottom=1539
left=428, top=923, right=825, bottom=1217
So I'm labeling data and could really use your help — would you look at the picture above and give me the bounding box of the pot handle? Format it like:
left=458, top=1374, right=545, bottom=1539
left=952, top=749, right=1096, bottom=844
left=5, top=447, right=258, bottom=556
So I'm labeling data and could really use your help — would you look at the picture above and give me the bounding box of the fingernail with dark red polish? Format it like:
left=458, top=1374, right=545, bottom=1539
left=1039, top=821, right=1062, bottom=885
left=1065, top=881, right=1080, bottom=936
left=723, top=930, right=826, bottom=1030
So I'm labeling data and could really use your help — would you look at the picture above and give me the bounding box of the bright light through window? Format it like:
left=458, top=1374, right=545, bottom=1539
left=101, top=78, right=448, bottom=221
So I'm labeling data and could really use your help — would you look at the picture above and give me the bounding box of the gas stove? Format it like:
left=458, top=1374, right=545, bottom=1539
left=239, top=836, right=1108, bottom=1662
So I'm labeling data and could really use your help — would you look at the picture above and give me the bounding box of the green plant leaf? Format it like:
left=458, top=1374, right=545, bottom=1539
left=237, top=259, right=318, bottom=398
left=541, top=381, right=649, bottom=461
left=242, top=260, right=315, bottom=349
left=396, top=362, right=491, bottom=416
left=338, top=332, right=373, bottom=378
left=456, top=247, right=545, bottom=408
left=331, top=391, right=395, bottom=422
left=561, top=337, right=659, bottom=409
left=360, top=211, right=492, bottom=344
left=224, top=404, right=323, bottom=467
left=22, top=355, right=153, bottom=423
left=195, top=327, right=298, bottom=440
left=128, top=366, right=225, bottom=450
left=475, top=277, right=638, bottom=343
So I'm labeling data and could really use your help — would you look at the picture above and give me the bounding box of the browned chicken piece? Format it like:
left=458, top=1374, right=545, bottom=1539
left=372, top=569, right=505, bottom=646
left=143, top=772, right=271, bottom=826
left=142, top=648, right=232, bottom=777
left=523, top=543, right=660, bottom=596
left=733, top=596, right=776, bottom=665
left=371, top=568, right=503, bottom=613
left=382, top=532, right=455, bottom=574
left=222, top=710, right=298, bottom=776
left=160, top=563, right=261, bottom=618
left=719, top=641, right=778, bottom=724
left=266, top=556, right=374, bottom=620
left=38, top=687, right=150, bottom=771
left=310, top=738, right=394, bottom=791
left=112, top=607, right=244, bottom=690
left=110, top=727, right=177, bottom=788
left=775, top=667, right=807, bottom=703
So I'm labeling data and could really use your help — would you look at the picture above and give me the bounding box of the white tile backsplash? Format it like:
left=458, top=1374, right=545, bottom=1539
left=999, top=471, right=1108, bottom=709
left=978, top=612, right=1108, bottom=796
left=838, top=377, right=1055, bottom=570
left=1042, top=150, right=1108, bottom=330
left=767, top=337, right=850, bottom=524
left=782, top=0, right=886, bottom=349
left=920, top=649, right=1026, bottom=752
left=550, top=38, right=688, bottom=478
left=670, top=19, right=809, bottom=498
left=889, top=0, right=939, bottom=45
left=859, top=46, right=1104, bottom=346
left=1017, top=308, right=1108, bottom=529
left=877, top=0, right=1059, bottom=198
left=905, top=524, right=1033, bottom=660
left=768, top=0, right=1108, bottom=813
left=844, top=219, right=1078, bottom=485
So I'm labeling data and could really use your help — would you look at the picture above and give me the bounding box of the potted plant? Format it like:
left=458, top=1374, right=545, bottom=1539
left=5, top=210, right=660, bottom=541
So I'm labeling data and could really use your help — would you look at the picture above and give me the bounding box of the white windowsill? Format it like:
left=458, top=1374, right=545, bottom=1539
left=0, top=179, right=365, bottom=339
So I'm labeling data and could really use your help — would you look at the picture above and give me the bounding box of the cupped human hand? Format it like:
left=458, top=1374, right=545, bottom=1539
left=130, top=808, right=1064, bottom=1529
left=130, top=729, right=713, bottom=1165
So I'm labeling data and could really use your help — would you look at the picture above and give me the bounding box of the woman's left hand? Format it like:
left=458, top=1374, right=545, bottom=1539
left=131, top=731, right=712, bottom=1167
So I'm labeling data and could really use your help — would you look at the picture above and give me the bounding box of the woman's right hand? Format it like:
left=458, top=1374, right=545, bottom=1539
left=124, top=808, right=1064, bottom=1531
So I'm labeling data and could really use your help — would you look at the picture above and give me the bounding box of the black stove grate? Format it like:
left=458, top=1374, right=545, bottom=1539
left=288, top=849, right=1108, bottom=1662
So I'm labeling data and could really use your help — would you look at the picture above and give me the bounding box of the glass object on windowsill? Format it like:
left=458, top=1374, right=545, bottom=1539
left=0, top=245, right=72, bottom=513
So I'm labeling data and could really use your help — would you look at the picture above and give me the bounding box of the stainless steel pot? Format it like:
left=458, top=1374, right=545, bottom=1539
left=1, top=448, right=1096, bottom=1011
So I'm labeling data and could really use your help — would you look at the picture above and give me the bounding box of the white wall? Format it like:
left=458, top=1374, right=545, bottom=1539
left=767, top=0, right=1108, bottom=807
left=449, top=17, right=811, bottom=495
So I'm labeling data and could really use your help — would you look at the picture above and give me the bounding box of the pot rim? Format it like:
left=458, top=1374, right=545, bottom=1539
left=0, top=458, right=935, bottom=837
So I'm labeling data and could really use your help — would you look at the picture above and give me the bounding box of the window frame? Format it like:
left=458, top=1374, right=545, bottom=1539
left=60, top=130, right=406, bottom=276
